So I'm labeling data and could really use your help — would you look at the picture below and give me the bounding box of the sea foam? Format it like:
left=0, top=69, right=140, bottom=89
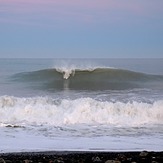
left=0, top=96, right=162, bottom=127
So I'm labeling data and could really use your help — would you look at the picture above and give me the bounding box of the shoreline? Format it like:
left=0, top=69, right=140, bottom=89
left=0, top=151, right=163, bottom=163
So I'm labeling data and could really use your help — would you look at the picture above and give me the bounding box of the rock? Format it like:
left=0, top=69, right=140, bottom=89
left=23, top=159, right=33, bottom=163
left=92, top=156, right=102, bottom=162
left=139, top=151, right=150, bottom=162
left=139, top=151, right=148, bottom=157
left=53, top=158, right=65, bottom=163
left=105, top=160, right=121, bottom=163
left=0, top=158, right=5, bottom=163
left=117, top=154, right=127, bottom=162
left=5, top=161, right=12, bottom=163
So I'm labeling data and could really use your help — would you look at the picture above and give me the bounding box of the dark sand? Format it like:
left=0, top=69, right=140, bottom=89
left=0, top=151, right=163, bottom=163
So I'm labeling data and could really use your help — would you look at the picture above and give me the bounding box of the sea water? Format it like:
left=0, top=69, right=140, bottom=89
left=0, top=58, right=163, bottom=153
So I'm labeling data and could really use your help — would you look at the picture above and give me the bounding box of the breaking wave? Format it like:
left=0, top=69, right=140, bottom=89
left=12, top=67, right=163, bottom=91
left=0, top=96, right=163, bottom=127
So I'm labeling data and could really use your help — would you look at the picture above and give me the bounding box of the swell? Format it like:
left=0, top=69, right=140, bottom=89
left=11, top=68, right=163, bottom=91
left=0, top=96, right=163, bottom=127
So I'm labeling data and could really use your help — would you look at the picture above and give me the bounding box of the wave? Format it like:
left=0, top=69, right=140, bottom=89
left=0, top=96, right=163, bottom=127
left=12, top=67, right=163, bottom=91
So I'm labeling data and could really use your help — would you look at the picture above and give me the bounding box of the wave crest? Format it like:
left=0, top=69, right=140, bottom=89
left=12, top=67, right=163, bottom=91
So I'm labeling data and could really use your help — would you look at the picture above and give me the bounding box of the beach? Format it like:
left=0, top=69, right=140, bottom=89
left=0, top=151, right=163, bottom=163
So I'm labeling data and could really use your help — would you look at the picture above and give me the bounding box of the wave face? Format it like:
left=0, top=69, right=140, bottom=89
left=0, top=96, right=163, bottom=127
left=12, top=67, right=163, bottom=91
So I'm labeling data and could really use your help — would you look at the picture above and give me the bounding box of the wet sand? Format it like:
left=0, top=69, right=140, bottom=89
left=0, top=151, right=163, bottom=163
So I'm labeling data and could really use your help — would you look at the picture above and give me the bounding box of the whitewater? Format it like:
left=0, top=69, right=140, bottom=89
left=0, top=58, right=163, bottom=153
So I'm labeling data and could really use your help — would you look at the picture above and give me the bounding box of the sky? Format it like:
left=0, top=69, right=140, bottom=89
left=0, top=0, right=163, bottom=58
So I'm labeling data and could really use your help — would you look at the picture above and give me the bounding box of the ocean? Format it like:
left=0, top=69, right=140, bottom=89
left=0, top=58, right=163, bottom=153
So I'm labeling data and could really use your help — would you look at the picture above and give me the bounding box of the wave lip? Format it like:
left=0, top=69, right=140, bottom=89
left=55, top=67, right=96, bottom=79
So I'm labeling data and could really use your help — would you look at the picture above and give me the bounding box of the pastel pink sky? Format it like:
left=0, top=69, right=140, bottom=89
left=1, top=0, right=162, bottom=21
